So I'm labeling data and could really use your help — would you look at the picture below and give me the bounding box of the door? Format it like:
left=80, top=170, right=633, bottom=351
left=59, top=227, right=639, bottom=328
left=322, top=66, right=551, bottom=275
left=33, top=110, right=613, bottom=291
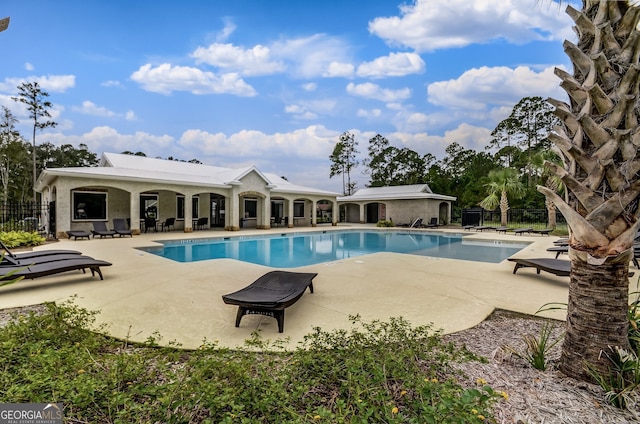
left=211, top=195, right=225, bottom=227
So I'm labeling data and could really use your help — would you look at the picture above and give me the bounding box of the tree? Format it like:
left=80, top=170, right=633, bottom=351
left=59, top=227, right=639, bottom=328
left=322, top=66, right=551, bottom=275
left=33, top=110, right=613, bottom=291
left=363, top=134, right=431, bottom=187
left=329, top=131, right=359, bottom=195
left=487, top=116, right=519, bottom=167
left=12, top=82, right=57, bottom=203
left=479, top=168, right=525, bottom=226
left=0, top=106, right=28, bottom=204
left=539, top=0, right=640, bottom=381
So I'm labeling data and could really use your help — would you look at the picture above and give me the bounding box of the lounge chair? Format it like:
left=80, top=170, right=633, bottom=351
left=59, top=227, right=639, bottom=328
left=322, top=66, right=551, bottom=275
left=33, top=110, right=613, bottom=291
left=222, top=270, right=317, bottom=333
left=91, top=221, right=117, bottom=238
left=513, top=227, right=533, bottom=235
left=0, top=256, right=112, bottom=281
left=409, top=218, right=423, bottom=228
left=546, top=245, right=568, bottom=259
left=66, top=230, right=91, bottom=240
left=425, top=217, right=439, bottom=228
left=496, top=226, right=509, bottom=233
left=113, top=218, right=133, bottom=237
left=532, top=228, right=553, bottom=236
left=160, top=217, right=175, bottom=232
left=474, top=226, right=496, bottom=231
left=0, top=240, right=81, bottom=262
left=508, top=258, right=570, bottom=277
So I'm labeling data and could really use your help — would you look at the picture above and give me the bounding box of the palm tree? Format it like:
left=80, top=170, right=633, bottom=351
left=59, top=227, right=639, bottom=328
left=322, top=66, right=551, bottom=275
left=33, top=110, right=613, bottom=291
left=538, top=0, right=640, bottom=381
left=479, top=168, right=525, bottom=227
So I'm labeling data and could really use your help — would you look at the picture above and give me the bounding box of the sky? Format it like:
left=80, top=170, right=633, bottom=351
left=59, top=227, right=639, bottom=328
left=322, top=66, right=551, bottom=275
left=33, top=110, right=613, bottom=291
left=0, top=0, right=579, bottom=194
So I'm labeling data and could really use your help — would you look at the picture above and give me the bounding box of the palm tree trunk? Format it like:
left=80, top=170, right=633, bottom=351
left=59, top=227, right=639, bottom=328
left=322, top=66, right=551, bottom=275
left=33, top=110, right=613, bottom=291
left=560, top=249, right=631, bottom=378
left=499, top=190, right=509, bottom=227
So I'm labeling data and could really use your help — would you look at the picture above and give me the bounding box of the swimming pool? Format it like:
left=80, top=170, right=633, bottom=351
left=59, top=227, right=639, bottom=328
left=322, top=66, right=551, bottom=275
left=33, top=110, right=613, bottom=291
left=139, top=230, right=529, bottom=268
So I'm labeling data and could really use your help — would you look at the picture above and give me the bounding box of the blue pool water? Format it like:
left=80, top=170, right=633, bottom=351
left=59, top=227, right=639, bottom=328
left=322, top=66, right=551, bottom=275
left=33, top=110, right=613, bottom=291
left=139, top=230, right=529, bottom=268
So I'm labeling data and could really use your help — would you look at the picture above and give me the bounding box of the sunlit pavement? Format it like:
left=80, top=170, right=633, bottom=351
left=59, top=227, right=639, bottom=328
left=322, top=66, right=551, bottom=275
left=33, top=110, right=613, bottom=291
left=0, top=224, right=591, bottom=349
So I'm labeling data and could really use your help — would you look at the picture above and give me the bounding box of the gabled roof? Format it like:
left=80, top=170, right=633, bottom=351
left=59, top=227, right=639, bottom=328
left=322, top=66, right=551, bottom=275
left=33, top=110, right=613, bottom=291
left=337, top=184, right=455, bottom=202
left=36, top=152, right=339, bottom=197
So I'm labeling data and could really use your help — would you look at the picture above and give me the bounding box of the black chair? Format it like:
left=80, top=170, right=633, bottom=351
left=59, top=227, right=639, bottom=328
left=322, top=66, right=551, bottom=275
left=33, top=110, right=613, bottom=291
left=113, top=218, right=133, bottom=237
left=144, top=217, right=157, bottom=233
left=272, top=217, right=283, bottom=227
left=161, top=217, right=175, bottom=232
left=91, top=221, right=117, bottom=238
left=196, top=217, right=208, bottom=230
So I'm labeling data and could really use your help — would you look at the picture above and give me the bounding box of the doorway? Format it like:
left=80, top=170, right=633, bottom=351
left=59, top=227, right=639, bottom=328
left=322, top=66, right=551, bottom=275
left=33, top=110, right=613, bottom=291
left=211, top=195, right=225, bottom=227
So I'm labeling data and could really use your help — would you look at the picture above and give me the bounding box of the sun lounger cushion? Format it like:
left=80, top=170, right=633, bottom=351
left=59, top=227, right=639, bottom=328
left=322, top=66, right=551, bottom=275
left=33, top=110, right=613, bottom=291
left=222, top=270, right=317, bottom=333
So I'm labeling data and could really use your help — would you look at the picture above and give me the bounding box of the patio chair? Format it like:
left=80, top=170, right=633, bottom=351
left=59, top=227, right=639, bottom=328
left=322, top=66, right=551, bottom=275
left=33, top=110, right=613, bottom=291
left=0, top=256, right=112, bottom=281
left=222, top=270, right=317, bottom=333
left=425, top=217, right=439, bottom=228
left=196, top=217, right=208, bottom=230
left=513, top=227, right=533, bottom=235
left=532, top=228, right=553, bottom=236
left=508, top=258, right=571, bottom=277
left=161, top=217, right=175, bottom=232
left=144, top=217, right=157, bottom=233
left=66, top=230, right=91, bottom=240
left=91, top=221, right=117, bottom=238
left=0, top=240, right=81, bottom=263
left=113, top=218, right=133, bottom=237
left=272, top=217, right=283, bottom=227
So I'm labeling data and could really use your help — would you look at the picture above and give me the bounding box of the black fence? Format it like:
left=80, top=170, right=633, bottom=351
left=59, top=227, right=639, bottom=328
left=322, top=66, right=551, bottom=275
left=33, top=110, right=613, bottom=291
left=461, top=207, right=566, bottom=230
left=0, top=201, right=55, bottom=238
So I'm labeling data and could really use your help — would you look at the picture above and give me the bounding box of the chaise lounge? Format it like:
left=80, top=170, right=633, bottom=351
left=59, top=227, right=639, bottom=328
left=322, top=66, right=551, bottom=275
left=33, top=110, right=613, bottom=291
left=0, top=240, right=81, bottom=262
left=113, top=218, right=133, bottom=237
left=0, top=256, right=112, bottom=281
left=222, top=270, right=317, bottom=333
left=92, top=221, right=117, bottom=238
left=508, top=257, right=570, bottom=277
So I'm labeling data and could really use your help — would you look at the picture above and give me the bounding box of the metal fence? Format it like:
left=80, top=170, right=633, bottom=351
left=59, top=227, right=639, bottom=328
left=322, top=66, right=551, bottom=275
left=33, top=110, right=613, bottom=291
left=461, top=207, right=566, bottom=230
left=0, top=201, right=55, bottom=237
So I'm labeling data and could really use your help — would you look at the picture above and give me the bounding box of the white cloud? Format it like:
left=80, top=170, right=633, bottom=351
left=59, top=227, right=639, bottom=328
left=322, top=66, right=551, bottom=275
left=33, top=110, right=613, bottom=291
left=271, top=34, right=355, bottom=79
left=323, top=62, right=355, bottom=78
left=346, top=82, right=411, bottom=102
left=72, top=101, right=116, bottom=118
left=427, top=65, right=565, bottom=110
left=301, top=82, right=317, bottom=91
left=130, top=63, right=257, bottom=96
left=356, top=52, right=425, bottom=78
left=0, top=75, right=76, bottom=93
left=70, top=100, right=136, bottom=121
left=357, top=108, right=382, bottom=118
left=216, top=17, right=236, bottom=42
left=24, top=62, right=34, bottom=71
left=101, top=80, right=122, bottom=88
left=191, top=43, right=285, bottom=76
left=284, top=104, right=318, bottom=120
left=43, top=126, right=175, bottom=154
left=284, top=99, right=337, bottom=120
left=368, top=0, right=574, bottom=52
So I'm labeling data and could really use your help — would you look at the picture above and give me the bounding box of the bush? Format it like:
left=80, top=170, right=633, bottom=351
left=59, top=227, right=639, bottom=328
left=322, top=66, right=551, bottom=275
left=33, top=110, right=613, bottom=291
left=0, top=304, right=505, bottom=423
left=0, top=231, right=45, bottom=248
left=376, top=219, right=395, bottom=227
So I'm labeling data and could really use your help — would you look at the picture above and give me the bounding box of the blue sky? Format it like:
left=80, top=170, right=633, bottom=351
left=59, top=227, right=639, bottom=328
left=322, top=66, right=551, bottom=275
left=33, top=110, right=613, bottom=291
left=1, top=0, right=578, bottom=193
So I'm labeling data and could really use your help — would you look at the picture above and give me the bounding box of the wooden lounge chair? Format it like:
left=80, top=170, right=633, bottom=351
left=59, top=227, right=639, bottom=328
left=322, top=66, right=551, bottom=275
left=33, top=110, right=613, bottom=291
left=222, top=270, right=317, bottom=333
left=508, top=258, right=570, bottom=277
left=91, top=221, right=117, bottom=238
left=113, top=218, right=133, bottom=237
left=0, top=256, right=112, bottom=281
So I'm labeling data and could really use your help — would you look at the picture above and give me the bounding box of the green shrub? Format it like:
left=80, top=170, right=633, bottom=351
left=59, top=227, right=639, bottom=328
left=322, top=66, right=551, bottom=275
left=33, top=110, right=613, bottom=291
left=376, top=219, right=395, bottom=227
left=0, top=305, right=505, bottom=423
left=0, top=231, right=45, bottom=248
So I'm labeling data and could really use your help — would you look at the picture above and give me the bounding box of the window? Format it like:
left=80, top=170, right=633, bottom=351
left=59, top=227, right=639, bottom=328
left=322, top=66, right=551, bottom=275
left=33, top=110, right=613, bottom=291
left=294, top=201, right=305, bottom=218
left=177, top=195, right=199, bottom=220
left=73, top=191, right=107, bottom=221
left=244, top=198, right=257, bottom=218
left=140, top=194, right=158, bottom=219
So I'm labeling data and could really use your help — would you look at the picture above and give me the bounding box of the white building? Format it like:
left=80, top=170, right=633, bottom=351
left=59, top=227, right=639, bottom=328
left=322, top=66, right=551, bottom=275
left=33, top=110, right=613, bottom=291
left=35, top=152, right=340, bottom=237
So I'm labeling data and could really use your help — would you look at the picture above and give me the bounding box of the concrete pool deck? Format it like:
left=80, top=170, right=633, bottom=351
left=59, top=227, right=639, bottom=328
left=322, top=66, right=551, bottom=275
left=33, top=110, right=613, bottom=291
left=0, top=225, right=596, bottom=349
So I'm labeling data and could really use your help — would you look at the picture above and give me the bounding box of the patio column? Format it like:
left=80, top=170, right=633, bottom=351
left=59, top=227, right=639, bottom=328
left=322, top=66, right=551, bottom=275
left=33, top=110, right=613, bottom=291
left=184, top=194, right=193, bottom=233
left=311, top=199, right=317, bottom=227
left=359, top=203, right=365, bottom=224
left=332, top=200, right=338, bottom=226
left=287, top=199, right=295, bottom=228
left=227, top=183, right=241, bottom=231
left=260, top=194, right=270, bottom=229
left=129, top=191, right=141, bottom=235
